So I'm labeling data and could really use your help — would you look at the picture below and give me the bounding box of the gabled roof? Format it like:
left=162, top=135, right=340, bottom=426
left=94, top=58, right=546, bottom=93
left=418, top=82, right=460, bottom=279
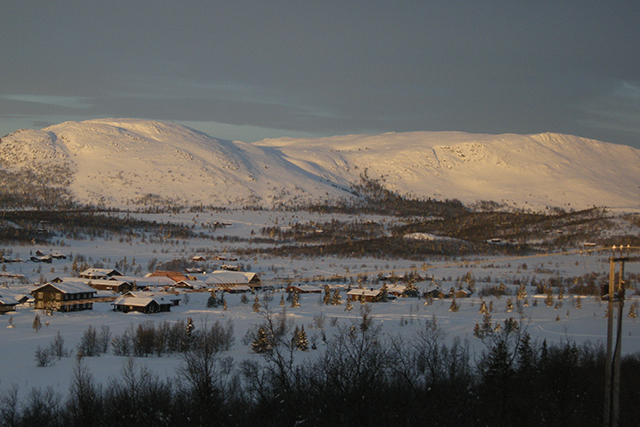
left=0, top=296, right=19, bottom=306
left=117, top=276, right=175, bottom=287
left=33, top=280, right=97, bottom=295
left=347, top=288, right=382, bottom=297
left=147, top=271, right=189, bottom=282
left=205, top=271, right=259, bottom=285
left=113, top=296, right=168, bottom=308
left=0, top=289, right=30, bottom=304
left=79, top=268, right=123, bottom=278
left=173, top=280, right=207, bottom=289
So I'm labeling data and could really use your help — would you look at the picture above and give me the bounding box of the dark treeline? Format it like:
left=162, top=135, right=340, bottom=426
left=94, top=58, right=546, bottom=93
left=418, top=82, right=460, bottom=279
left=3, top=309, right=640, bottom=427
left=0, top=210, right=197, bottom=244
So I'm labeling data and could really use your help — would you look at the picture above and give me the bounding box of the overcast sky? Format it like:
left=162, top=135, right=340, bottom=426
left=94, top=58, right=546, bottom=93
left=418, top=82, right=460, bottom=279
left=2, top=1, right=639, bottom=148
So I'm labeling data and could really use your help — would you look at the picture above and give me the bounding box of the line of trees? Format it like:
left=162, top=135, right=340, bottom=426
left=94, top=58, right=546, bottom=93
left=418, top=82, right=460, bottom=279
left=3, top=309, right=640, bottom=427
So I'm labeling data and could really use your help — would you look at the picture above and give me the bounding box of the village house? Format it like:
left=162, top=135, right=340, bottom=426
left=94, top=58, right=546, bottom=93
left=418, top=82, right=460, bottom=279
left=423, top=288, right=446, bottom=299
left=112, top=295, right=173, bottom=314
left=83, top=279, right=134, bottom=294
left=0, top=295, right=20, bottom=314
left=347, top=288, right=382, bottom=303
left=286, top=284, right=322, bottom=294
left=384, top=284, right=408, bottom=297
left=78, top=268, right=123, bottom=280
left=147, top=270, right=190, bottom=282
left=116, top=275, right=174, bottom=291
left=173, top=280, right=208, bottom=291
left=205, top=270, right=261, bottom=291
left=31, top=281, right=96, bottom=312
left=0, top=289, right=29, bottom=314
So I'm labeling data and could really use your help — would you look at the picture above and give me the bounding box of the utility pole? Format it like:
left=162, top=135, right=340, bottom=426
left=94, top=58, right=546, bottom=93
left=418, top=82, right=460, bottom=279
left=603, top=245, right=629, bottom=427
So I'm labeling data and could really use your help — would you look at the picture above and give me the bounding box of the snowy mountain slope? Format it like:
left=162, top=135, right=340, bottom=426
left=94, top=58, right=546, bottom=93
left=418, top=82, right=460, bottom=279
left=255, top=131, right=640, bottom=211
left=0, top=119, right=351, bottom=208
left=1, top=118, right=639, bottom=210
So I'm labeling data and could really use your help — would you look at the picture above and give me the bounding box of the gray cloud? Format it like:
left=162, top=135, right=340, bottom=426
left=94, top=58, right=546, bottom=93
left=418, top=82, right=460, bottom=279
left=1, top=1, right=638, bottom=147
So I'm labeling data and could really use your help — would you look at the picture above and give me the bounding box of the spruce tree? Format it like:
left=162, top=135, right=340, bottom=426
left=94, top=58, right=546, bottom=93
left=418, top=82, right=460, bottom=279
left=206, top=290, right=218, bottom=308
left=251, top=326, right=271, bottom=354
left=506, top=299, right=514, bottom=312
left=545, top=287, right=554, bottom=307
left=380, top=284, right=389, bottom=302
left=252, top=296, right=261, bottom=313
left=517, top=284, right=527, bottom=300
left=404, top=279, right=419, bottom=298
left=296, top=325, right=309, bottom=351
left=291, top=291, right=301, bottom=308
left=32, top=314, right=42, bottom=333
left=331, top=289, right=342, bottom=305
left=345, top=299, right=353, bottom=311
left=323, top=286, right=331, bottom=305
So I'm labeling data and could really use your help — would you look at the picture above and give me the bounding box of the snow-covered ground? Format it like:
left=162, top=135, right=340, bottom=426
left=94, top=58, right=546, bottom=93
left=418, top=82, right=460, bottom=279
left=1, top=210, right=639, bottom=400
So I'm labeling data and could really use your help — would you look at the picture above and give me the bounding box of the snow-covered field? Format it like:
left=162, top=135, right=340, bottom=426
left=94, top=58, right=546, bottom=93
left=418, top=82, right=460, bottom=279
left=1, top=210, right=639, bottom=400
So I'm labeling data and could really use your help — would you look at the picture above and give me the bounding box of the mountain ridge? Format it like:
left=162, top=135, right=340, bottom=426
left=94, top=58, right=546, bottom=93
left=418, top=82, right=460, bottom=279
left=1, top=118, right=638, bottom=211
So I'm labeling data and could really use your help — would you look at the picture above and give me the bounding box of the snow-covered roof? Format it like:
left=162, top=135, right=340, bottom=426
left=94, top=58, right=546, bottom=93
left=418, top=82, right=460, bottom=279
left=113, top=296, right=170, bottom=307
left=33, top=280, right=97, bottom=295
left=347, top=288, right=382, bottom=297
left=205, top=271, right=259, bottom=285
left=117, top=276, right=175, bottom=287
left=79, top=268, right=122, bottom=278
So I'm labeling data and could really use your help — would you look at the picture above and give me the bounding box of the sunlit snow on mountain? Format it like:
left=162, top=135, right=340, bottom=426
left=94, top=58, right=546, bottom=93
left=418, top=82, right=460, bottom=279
left=1, top=118, right=638, bottom=211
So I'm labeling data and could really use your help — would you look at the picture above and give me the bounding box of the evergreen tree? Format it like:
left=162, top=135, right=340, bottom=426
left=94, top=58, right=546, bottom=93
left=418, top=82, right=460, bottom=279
left=544, top=287, right=554, bottom=307
left=575, top=296, right=582, bottom=309
left=506, top=299, right=514, bottom=312
left=478, top=301, right=489, bottom=314
left=516, top=284, right=527, bottom=300
left=474, top=312, right=493, bottom=339
left=323, top=286, right=331, bottom=305
left=32, top=314, right=42, bottom=333
left=345, top=299, right=353, bottom=311
left=252, top=296, right=261, bottom=313
left=291, top=291, right=301, bottom=308
left=240, top=293, right=249, bottom=304
left=331, top=289, right=342, bottom=305
left=296, top=325, right=309, bottom=351
left=206, top=290, right=218, bottom=308
left=291, top=325, right=300, bottom=348
left=380, top=283, right=389, bottom=302
left=404, top=279, right=419, bottom=298
left=186, top=317, right=195, bottom=341
left=251, top=326, right=272, bottom=354
left=449, top=298, right=459, bottom=312
left=279, top=295, right=285, bottom=306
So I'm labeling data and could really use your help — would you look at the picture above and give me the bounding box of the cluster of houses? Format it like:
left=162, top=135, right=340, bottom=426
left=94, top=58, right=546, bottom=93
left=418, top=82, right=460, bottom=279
left=0, top=267, right=262, bottom=315
left=286, top=282, right=472, bottom=303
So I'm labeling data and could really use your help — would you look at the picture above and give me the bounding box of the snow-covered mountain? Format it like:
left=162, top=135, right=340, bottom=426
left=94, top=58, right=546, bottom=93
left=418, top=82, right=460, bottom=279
left=1, top=118, right=639, bottom=211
